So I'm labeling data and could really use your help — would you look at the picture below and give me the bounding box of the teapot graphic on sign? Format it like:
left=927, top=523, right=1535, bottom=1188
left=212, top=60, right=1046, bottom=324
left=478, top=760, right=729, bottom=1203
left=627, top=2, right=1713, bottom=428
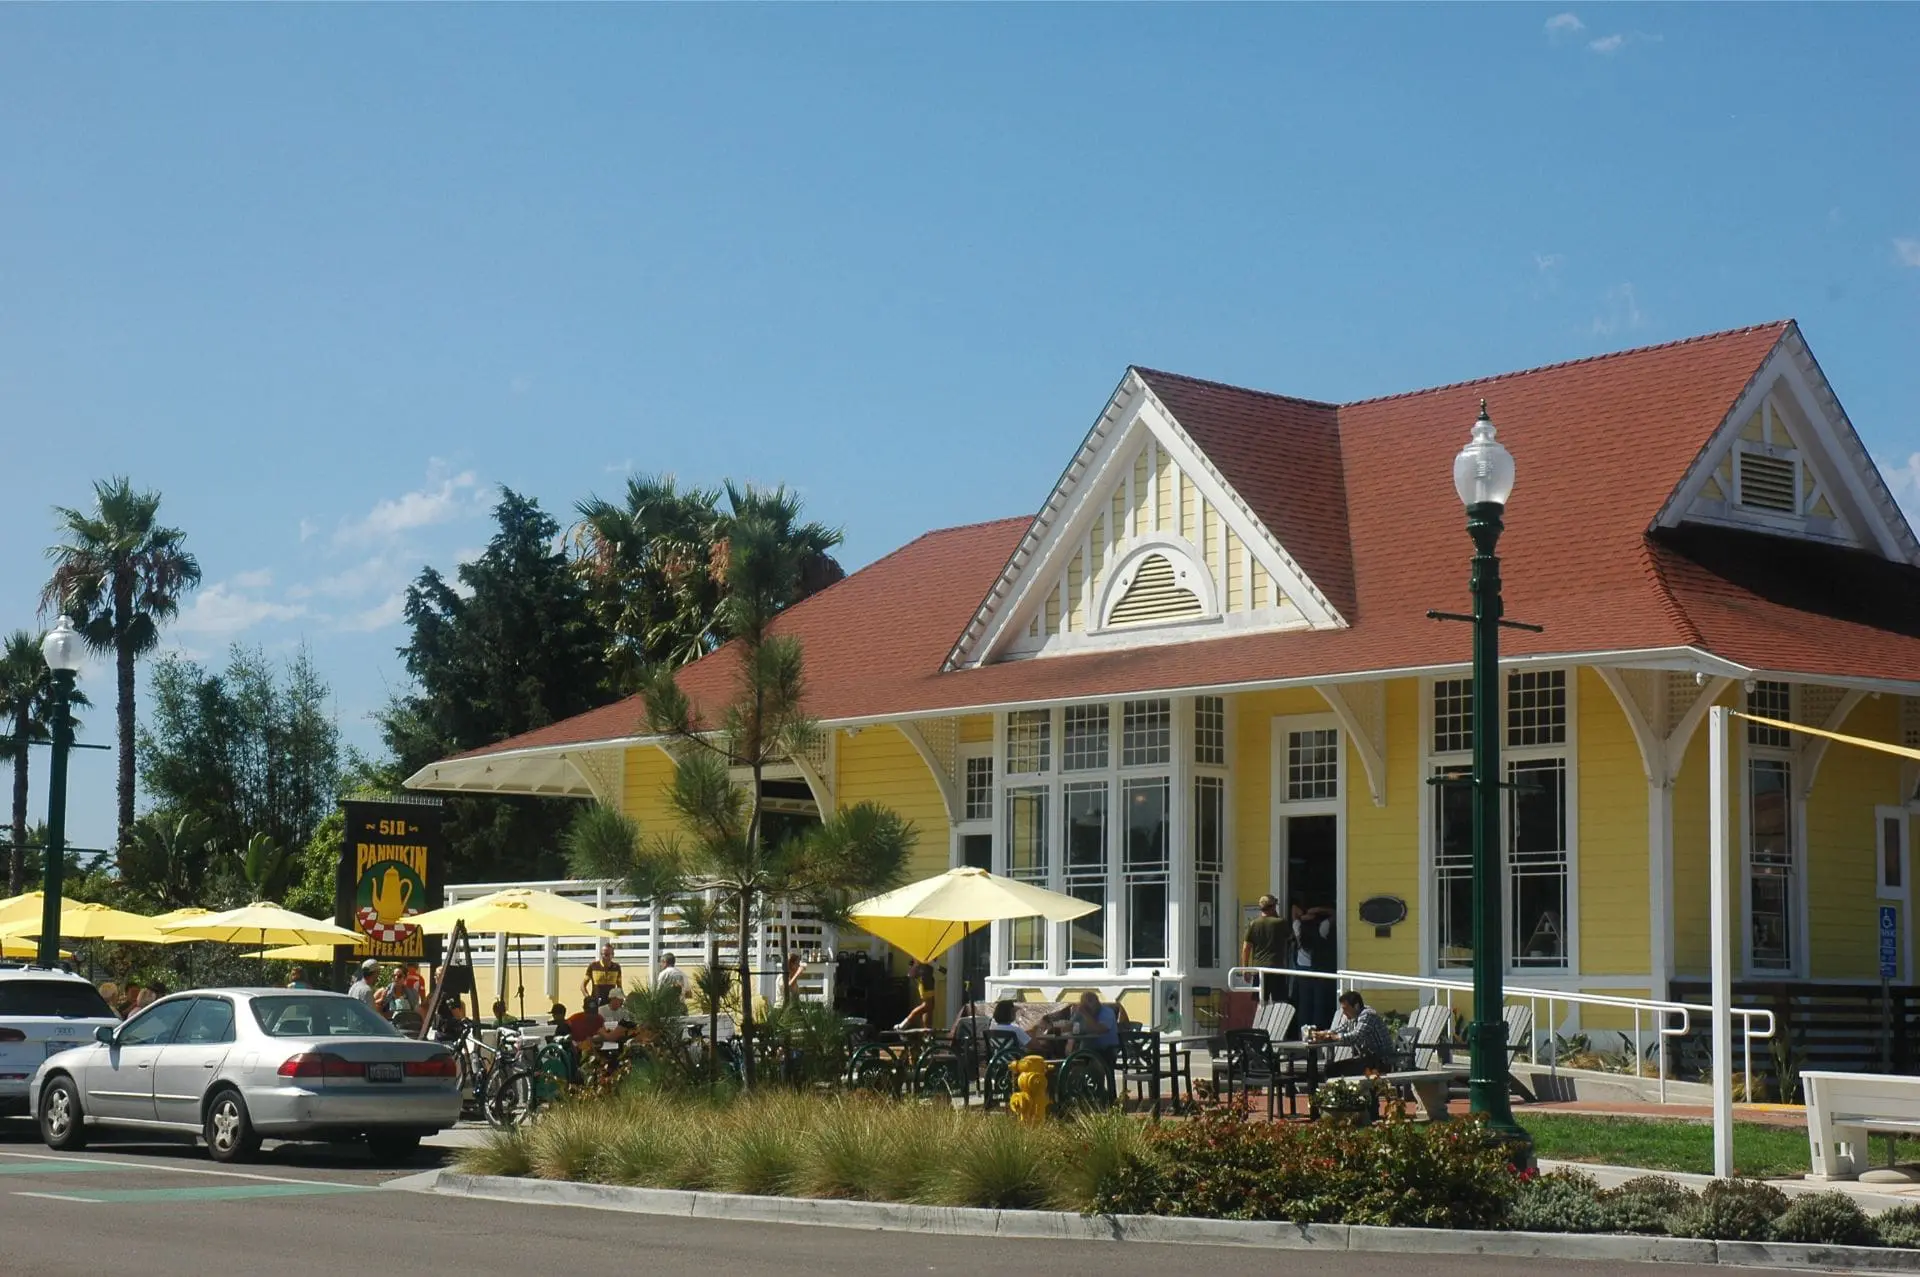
left=370, top=867, right=414, bottom=924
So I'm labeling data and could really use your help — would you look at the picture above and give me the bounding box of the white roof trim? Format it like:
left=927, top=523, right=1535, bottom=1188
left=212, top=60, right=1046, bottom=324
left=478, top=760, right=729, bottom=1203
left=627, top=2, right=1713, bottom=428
left=948, top=368, right=1346, bottom=670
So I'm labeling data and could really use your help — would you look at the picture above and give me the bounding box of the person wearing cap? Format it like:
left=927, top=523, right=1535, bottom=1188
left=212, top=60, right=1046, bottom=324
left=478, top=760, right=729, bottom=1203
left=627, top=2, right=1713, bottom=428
left=1240, top=894, right=1289, bottom=1004
left=349, top=959, right=380, bottom=1005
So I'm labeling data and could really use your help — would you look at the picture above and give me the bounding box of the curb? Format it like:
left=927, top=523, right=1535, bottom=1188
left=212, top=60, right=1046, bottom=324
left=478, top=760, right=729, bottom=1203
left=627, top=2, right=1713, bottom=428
left=421, top=1171, right=1920, bottom=1270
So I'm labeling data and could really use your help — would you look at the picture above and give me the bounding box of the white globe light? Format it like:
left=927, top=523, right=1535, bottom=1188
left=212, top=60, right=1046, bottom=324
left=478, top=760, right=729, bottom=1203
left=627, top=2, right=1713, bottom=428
left=1453, top=400, right=1517, bottom=509
left=41, top=616, right=84, bottom=673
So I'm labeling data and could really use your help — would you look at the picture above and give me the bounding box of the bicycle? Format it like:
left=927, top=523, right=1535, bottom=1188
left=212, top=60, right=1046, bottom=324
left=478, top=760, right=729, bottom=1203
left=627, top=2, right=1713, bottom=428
left=483, top=1028, right=576, bottom=1129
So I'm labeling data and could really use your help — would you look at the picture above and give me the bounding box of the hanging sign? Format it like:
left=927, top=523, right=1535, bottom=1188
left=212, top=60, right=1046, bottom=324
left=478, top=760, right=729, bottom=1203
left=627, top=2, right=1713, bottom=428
left=340, top=798, right=443, bottom=960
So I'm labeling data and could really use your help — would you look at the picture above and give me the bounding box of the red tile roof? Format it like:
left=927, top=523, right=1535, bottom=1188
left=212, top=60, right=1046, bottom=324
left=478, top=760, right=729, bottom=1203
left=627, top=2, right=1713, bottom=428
left=452, top=320, right=1920, bottom=762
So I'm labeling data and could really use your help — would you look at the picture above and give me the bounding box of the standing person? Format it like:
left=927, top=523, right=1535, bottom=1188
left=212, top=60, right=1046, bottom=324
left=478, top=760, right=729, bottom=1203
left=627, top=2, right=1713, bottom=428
left=397, top=960, right=426, bottom=1006
left=582, top=942, right=622, bottom=1012
left=1292, top=900, right=1337, bottom=1033
left=783, top=953, right=807, bottom=1002
left=654, top=952, right=688, bottom=998
left=286, top=966, right=310, bottom=990
left=348, top=959, right=379, bottom=1006
left=1240, top=895, right=1290, bottom=1004
left=894, top=962, right=936, bottom=1031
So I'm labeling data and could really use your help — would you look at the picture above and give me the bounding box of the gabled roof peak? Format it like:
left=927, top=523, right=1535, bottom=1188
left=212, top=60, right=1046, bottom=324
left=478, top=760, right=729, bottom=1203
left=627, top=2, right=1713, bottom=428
left=1131, top=365, right=1338, bottom=411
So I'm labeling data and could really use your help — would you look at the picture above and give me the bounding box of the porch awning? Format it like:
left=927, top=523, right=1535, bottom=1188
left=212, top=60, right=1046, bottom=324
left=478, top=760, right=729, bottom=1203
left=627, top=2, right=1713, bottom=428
left=403, top=742, right=637, bottom=802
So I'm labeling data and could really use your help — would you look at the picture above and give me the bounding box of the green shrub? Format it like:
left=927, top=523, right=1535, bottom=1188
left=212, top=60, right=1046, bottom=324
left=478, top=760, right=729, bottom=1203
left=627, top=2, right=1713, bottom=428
left=525, top=1101, right=613, bottom=1182
left=927, top=1115, right=1055, bottom=1210
left=1672, top=1178, right=1790, bottom=1241
left=1092, top=1106, right=1516, bottom=1228
left=597, top=1099, right=693, bottom=1187
left=1509, top=1169, right=1610, bottom=1234
left=1597, top=1175, right=1697, bottom=1234
left=1874, top=1203, right=1920, bottom=1249
left=712, top=1108, right=804, bottom=1196
left=1047, top=1108, right=1154, bottom=1212
left=1770, top=1191, right=1877, bottom=1248
left=454, top=1129, right=533, bottom=1178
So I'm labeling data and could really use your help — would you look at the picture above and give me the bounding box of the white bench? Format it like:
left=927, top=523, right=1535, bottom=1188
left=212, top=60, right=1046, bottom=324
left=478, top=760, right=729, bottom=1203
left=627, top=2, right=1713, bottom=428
left=1804, top=1070, right=1920, bottom=1181
left=1381, top=1069, right=1453, bottom=1121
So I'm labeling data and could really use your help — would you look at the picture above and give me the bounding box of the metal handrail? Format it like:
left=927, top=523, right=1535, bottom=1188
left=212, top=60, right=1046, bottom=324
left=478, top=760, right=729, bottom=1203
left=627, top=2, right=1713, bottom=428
left=1228, top=965, right=1777, bottom=1103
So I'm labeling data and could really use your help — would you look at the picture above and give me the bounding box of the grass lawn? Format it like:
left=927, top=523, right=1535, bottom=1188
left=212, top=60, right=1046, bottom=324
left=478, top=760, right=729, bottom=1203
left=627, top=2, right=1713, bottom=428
left=1526, top=1114, right=1920, bottom=1179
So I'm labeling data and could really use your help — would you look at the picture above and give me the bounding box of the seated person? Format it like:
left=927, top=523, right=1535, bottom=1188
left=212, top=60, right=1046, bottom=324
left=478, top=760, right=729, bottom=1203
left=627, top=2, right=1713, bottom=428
left=1036, top=991, right=1128, bottom=1066
left=986, top=999, right=1030, bottom=1050
left=430, top=997, right=470, bottom=1041
left=562, top=1002, right=604, bottom=1044
left=596, top=988, right=634, bottom=1045
left=1308, top=991, right=1395, bottom=1076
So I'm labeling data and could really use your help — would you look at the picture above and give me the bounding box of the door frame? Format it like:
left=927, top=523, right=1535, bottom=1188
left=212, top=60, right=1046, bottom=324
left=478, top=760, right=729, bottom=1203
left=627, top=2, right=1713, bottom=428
left=1270, top=713, right=1347, bottom=974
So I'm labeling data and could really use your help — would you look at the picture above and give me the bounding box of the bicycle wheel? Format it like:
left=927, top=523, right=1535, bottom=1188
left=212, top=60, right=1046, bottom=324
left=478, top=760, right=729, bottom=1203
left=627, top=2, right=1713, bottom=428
left=484, top=1068, right=536, bottom=1129
left=1055, top=1050, right=1114, bottom=1113
left=846, top=1044, right=902, bottom=1098
left=914, top=1050, right=965, bottom=1101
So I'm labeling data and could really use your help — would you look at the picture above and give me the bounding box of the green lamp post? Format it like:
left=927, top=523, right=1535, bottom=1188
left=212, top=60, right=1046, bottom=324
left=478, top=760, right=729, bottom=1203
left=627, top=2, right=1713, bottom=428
left=1452, top=402, right=1530, bottom=1154
left=35, top=616, right=83, bottom=970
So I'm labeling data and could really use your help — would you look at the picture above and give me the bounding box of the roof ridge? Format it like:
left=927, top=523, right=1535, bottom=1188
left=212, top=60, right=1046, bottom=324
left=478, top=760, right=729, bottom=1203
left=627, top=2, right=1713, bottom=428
left=1339, top=320, right=1795, bottom=409
left=1132, top=365, right=1339, bottom=410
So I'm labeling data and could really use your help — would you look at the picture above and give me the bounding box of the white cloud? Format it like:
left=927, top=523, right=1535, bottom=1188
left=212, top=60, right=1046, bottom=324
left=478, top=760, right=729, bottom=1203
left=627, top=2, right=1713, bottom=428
left=1878, top=453, right=1920, bottom=531
left=332, top=464, right=483, bottom=548
left=1589, top=33, right=1625, bottom=54
left=338, top=593, right=408, bottom=633
left=1896, top=238, right=1920, bottom=268
left=1545, top=12, right=1586, bottom=40
left=1534, top=252, right=1565, bottom=272
left=1590, top=283, right=1646, bottom=338
left=172, top=582, right=307, bottom=637
left=298, top=518, right=320, bottom=543
left=230, top=568, right=274, bottom=590
left=292, top=553, right=415, bottom=601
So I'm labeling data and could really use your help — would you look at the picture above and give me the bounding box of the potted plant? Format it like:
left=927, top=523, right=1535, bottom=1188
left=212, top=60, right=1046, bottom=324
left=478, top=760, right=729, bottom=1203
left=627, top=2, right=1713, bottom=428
left=1315, top=1074, right=1384, bottom=1125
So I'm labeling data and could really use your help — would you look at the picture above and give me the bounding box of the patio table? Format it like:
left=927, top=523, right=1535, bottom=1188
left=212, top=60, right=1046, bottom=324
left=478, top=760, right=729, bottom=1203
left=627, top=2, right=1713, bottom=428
left=1270, top=1039, right=1337, bottom=1116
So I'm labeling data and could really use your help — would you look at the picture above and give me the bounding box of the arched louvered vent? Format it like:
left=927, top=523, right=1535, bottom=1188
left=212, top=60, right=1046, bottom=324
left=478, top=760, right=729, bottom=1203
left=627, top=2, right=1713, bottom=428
left=1106, top=553, right=1203, bottom=627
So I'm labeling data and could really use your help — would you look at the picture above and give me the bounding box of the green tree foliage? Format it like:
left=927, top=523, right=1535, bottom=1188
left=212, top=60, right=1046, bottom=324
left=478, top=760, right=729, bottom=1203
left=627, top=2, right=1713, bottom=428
left=42, top=477, right=202, bottom=862
left=0, top=629, right=91, bottom=896
left=382, top=489, right=612, bottom=882
left=138, top=644, right=340, bottom=868
left=571, top=477, right=844, bottom=684
left=120, top=810, right=219, bottom=911
left=568, top=496, right=911, bottom=1085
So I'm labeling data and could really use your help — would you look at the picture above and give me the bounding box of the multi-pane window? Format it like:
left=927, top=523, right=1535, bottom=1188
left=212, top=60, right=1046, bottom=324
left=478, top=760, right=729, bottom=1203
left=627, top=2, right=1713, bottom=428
left=1287, top=729, right=1340, bottom=801
left=1432, top=768, right=1473, bottom=969
left=1063, top=704, right=1110, bottom=772
left=1007, top=710, right=1051, bottom=775
left=1194, top=696, right=1226, bottom=766
left=1509, top=759, right=1568, bottom=968
left=1121, top=699, right=1172, bottom=767
left=1123, top=777, right=1170, bottom=966
left=1748, top=681, right=1792, bottom=748
left=964, top=756, right=994, bottom=822
left=1748, top=758, right=1794, bottom=971
left=1064, top=782, right=1108, bottom=968
left=1006, top=787, right=1050, bottom=967
left=1508, top=671, right=1568, bottom=748
left=1193, top=776, right=1226, bottom=969
left=1434, top=678, right=1474, bottom=754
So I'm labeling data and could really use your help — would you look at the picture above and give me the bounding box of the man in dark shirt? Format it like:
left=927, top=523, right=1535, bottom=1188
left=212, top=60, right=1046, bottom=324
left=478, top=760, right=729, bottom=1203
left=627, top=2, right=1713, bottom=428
left=1241, top=895, right=1290, bottom=1003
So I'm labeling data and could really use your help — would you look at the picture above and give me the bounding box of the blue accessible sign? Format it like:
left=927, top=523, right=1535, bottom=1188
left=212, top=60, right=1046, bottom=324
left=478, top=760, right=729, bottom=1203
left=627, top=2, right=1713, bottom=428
left=1881, top=905, right=1899, bottom=981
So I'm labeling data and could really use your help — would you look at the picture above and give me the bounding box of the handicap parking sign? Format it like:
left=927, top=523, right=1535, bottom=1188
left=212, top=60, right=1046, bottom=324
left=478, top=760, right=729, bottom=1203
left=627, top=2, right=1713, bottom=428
left=1881, top=906, right=1899, bottom=980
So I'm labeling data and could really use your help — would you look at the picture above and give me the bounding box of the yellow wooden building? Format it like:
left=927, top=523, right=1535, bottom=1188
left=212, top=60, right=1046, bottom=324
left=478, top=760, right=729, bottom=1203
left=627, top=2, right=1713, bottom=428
left=412, top=322, right=1920, bottom=1037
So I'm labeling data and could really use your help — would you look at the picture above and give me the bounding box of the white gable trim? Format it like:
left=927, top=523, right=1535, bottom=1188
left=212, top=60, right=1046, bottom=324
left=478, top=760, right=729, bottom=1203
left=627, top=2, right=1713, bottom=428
left=948, top=369, right=1347, bottom=670
left=1657, top=324, right=1920, bottom=564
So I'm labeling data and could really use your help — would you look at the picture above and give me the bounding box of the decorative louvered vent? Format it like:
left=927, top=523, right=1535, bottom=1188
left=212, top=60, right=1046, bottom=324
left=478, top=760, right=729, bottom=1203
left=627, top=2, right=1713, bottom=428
left=1737, top=451, right=1798, bottom=514
left=1903, top=697, right=1920, bottom=749
left=1107, top=554, right=1203, bottom=627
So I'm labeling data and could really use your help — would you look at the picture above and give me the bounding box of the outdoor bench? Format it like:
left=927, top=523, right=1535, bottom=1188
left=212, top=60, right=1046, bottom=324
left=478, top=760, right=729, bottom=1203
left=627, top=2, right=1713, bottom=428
left=1376, top=1068, right=1452, bottom=1121
left=1804, top=1069, right=1920, bottom=1180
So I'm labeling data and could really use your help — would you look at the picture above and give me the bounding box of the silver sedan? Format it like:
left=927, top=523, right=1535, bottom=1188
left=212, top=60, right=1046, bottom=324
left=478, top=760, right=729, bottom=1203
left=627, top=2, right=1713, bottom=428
left=29, top=988, right=460, bottom=1163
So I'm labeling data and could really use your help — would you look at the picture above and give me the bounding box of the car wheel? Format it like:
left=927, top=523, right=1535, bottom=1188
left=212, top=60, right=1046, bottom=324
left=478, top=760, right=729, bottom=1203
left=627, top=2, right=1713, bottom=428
left=39, top=1077, right=88, bottom=1151
left=203, top=1089, right=261, bottom=1163
left=365, top=1130, right=421, bottom=1164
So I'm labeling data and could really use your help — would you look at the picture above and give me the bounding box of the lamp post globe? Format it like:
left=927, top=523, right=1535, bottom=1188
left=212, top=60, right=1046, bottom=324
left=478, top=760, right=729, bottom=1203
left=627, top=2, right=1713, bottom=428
left=35, top=616, right=83, bottom=970
left=1455, top=402, right=1530, bottom=1158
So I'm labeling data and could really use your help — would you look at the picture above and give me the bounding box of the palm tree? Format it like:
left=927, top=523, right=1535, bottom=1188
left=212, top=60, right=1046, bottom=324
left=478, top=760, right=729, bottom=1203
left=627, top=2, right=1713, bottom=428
left=43, top=478, right=202, bottom=864
left=0, top=630, right=92, bottom=896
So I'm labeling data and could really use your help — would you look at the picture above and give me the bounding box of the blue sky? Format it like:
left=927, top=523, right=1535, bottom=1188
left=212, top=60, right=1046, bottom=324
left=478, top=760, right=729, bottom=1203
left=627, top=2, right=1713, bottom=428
left=3, top=5, right=1917, bottom=856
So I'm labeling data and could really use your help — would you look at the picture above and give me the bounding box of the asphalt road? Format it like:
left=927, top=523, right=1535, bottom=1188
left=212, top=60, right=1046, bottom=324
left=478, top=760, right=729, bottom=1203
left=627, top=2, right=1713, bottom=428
left=0, top=1120, right=1723, bottom=1277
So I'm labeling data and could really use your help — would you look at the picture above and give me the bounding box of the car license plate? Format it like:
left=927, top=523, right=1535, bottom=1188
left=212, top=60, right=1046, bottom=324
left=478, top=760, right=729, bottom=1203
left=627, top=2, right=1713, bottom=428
left=366, top=1063, right=403, bottom=1084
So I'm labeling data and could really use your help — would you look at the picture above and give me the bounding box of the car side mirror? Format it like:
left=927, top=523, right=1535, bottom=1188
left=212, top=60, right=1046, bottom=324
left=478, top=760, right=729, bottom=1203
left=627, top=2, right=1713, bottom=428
left=94, top=1026, right=116, bottom=1045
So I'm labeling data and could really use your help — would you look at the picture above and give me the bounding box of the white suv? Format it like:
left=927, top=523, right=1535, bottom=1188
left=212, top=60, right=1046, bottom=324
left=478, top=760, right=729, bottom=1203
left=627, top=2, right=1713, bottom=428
left=0, top=966, right=120, bottom=1116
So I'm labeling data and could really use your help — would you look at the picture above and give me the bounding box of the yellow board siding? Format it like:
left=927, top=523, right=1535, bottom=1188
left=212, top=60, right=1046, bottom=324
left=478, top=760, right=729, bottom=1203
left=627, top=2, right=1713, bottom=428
left=958, top=714, right=994, bottom=744
left=1577, top=668, right=1651, bottom=975
left=1344, top=678, right=1421, bottom=975
left=621, top=745, right=681, bottom=832
left=1669, top=698, right=1717, bottom=977
left=1131, top=447, right=1151, bottom=539
left=1202, top=501, right=1222, bottom=581
left=1806, top=695, right=1902, bottom=979
left=1111, top=488, right=1127, bottom=555
left=1044, top=584, right=1060, bottom=637
left=1089, top=512, right=1106, bottom=585
left=1180, top=474, right=1198, bottom=542
left=1066, top=548, right=1086, bottom=632
left=1225, top=530, right=1245, bottom=613
left=1229, top=686, right=1341, bottom=907
left=1577, top=993, right=1653, bottom=1033
left=1156, top=451, right=1175, bottom=533
left=836, top=725, right=949, bottom=878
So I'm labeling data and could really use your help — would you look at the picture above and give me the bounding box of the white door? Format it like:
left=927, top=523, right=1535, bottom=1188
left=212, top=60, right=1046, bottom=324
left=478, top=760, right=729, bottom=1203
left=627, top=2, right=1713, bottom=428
left=88, top=998, right=192, bottom=1122
left=152, top=997, right=237, bottom=1128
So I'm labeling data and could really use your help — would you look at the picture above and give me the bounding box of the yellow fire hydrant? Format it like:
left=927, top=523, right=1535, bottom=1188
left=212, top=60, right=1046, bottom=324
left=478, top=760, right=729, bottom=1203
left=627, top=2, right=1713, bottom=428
left=1007, top=1054, right=1050, bottom=1126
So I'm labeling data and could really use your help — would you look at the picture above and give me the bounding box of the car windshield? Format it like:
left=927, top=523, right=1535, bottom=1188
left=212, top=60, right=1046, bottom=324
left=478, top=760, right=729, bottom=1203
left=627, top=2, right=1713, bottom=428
left=0, top=980, right=115, bottom=1019
left=250, top=995, right=399, bottom=1039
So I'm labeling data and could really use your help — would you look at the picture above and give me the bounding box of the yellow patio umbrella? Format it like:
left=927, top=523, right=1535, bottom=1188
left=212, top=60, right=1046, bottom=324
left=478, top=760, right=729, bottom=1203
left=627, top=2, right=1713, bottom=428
left=155, top=901, right=362, bottom=948
left=0, top=901, right=172, bottom=944
left=249, top=942, right=370, bottom=962
left=848, top=866, right=1100, bottom=964
left=415, top=887, right=623, bottom=925
left=0, top=936, right=71, bottom=960
left=0, top=892, right=46, bottom=929
left=403, top=896, right=614, bottom=938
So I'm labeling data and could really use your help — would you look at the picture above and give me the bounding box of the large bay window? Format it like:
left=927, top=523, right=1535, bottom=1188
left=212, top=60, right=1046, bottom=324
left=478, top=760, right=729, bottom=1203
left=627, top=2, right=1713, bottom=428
left=1745, top=679, right=1798, bottom=973
left=994, top=694, right=1223, bottom=977
left=1428, top=669, right=1572, bottom=973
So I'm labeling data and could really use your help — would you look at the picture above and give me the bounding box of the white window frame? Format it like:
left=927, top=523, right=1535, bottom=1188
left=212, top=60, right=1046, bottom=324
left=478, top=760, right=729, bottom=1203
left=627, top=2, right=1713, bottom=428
left=1740, top=682, right=1803, bottom=979
left=951, top=741, right=996, bottom=1019
left=1270, top=713, right=1346, bottom=975
left=1417, top=669, right=1580, bottom=978
left=1191, top=694, right=1231, bottom=975
left=1877, top=806, right=1910, bottom=904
